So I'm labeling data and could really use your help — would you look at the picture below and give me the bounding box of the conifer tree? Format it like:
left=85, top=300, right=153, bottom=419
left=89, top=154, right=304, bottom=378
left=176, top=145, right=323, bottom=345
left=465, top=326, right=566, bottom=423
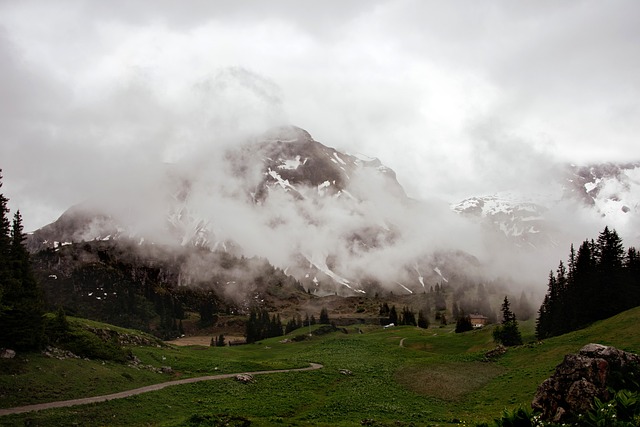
left=0, top=170, right=10, bottom=313
left=216, top=334, right=225, bottom=347
left=245, top=308, right=283, bottom=343
left=493, top=296, right=522, bottom=346
left=536, top=226, right=640, bottom=340
left=455, top=315, right=473, bottom=333
left=0, top=208, right=44, bottom=350
left=399, top=306, right=416, bottom=326
left=388, top=305, right=398, bottom=325
left=319, top=307, right=330, bottom=324
left=417, top=309, right=429, bottom=329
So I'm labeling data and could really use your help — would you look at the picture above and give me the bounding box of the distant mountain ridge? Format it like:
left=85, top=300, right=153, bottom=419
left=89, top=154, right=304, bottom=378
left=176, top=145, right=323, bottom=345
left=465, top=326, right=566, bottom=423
left=451, top=162, right=640, bottom=249
left=28, top=126, right=426, bottom=296
left=27, top=126, right=640, bottom=298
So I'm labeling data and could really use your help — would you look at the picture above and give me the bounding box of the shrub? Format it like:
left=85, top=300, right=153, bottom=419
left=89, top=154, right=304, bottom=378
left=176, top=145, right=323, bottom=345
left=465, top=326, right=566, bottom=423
left=43, top=313, right=130, bottom=362
left=62, top=329, right=130, bottom=362
left=455, top=315, right=473, bottom=333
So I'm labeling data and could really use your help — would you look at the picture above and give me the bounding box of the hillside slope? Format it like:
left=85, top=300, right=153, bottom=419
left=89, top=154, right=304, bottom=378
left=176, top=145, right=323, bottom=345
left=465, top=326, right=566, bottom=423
left=2, top=307, right=640, bottom=426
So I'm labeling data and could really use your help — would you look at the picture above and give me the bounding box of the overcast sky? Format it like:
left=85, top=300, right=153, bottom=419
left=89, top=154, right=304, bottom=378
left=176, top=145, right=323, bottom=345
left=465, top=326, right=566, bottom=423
left=1, top=0, right=639, bottom=232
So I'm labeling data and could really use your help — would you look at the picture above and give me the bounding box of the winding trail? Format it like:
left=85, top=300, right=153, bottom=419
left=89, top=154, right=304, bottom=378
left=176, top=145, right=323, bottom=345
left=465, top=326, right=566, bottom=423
left=0, top=363, right=323, bottom=416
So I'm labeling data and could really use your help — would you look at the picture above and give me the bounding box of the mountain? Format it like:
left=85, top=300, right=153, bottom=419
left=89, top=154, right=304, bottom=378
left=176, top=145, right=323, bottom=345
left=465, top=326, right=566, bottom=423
left=563, top=162, right=640, bottom=221
left=28, top=125, right=639, bottom=318
left=452, top=192, right=554, bottom=250
left=451, top=162, right=640, bottom=250
left=30, top=126, right=472, bottom=298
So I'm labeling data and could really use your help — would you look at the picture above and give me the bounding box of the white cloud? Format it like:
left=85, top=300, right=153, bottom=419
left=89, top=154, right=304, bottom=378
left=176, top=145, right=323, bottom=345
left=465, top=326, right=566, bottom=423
left=1, top=0, right=639, bottom=234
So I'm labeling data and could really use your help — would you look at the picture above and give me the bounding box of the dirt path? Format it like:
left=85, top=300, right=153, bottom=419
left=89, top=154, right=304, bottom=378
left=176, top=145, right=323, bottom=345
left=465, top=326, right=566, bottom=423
left=0, top=363, right=323, bottom=416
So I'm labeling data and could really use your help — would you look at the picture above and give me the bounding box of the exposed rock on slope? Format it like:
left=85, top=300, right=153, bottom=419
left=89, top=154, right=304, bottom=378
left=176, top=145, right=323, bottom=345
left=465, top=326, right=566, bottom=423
left=532, top=343, right=640, bottom=422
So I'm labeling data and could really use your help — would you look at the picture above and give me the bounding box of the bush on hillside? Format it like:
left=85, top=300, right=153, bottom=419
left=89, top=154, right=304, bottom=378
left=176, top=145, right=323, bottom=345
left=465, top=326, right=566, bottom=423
left=455, top=315, right=473, bottom=333
left=43, top=312, right=130, bottom=362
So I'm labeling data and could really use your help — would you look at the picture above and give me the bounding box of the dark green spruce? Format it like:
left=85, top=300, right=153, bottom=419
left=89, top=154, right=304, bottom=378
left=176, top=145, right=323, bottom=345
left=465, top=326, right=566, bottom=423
left=536, top=226, right=640, bottom=339
left=0, top=170, right=45, bottom=350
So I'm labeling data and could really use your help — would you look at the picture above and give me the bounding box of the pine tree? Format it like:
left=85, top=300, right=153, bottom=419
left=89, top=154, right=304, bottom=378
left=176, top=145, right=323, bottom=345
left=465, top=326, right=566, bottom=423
left=319, top=307, right=330, bottom=324
left=0, top=170, right=11, bottom=314
left=417, top=309, right=429, bottom=329
left=388, top=305, right=398, bottom=325
left=379, top=302, right=389, bottom=316
left=536, top=226, right=640, bottom=340
left=216, top=334, right=225, bottom=347
left=399, top=306, right=416, bottom=326
left=500, top=296, right=515, bottom=324
left=455, top=315, right=473, bottom=333
left=493, top=296, right=522, bottom=346
left=626, top=246, right=640, bottom=305
left=0, top=209, right=45, bottom=350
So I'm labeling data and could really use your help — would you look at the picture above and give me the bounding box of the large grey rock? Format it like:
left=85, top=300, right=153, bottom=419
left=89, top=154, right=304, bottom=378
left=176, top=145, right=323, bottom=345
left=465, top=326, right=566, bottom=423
left=0, top=349, right=16, bottom=359
left=532, top=344, right=640, bottom=422
left=235, top=374, right=254, bottom=384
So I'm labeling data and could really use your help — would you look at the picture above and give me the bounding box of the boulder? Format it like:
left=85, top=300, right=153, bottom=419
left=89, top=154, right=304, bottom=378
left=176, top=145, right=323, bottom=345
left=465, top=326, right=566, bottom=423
left=0, top=349, right=16, bottom=359
left=235, top=374, right=254, bottom=384
left=483, top=345, right=507, bottom=361
left=532, top=343, right=640, bottom=422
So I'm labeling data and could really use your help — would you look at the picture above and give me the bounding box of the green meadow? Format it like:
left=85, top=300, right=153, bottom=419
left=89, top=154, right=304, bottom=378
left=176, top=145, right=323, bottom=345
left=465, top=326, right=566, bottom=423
left=2, top=307, right=640, bottom=426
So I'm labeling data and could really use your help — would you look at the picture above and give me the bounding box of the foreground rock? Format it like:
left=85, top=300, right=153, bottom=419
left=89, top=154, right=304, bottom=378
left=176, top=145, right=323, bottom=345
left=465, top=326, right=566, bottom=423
left=235, top=374, right=254, bottom=384
left=0, top=349, right=16, bottom=359
left=532, top=343, right=640, bottom=422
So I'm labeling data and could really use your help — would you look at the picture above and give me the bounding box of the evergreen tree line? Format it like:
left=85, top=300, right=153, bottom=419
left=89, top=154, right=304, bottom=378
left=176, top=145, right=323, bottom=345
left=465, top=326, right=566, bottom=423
left=379, top=303, right=429, bottom=328
left=536, top=226, right=640, bottom=339
left=245, top=308, right=283, bottom=343
left=0, top=170, right=45, bottom=350
left=283, top=307, right=331, bottom=335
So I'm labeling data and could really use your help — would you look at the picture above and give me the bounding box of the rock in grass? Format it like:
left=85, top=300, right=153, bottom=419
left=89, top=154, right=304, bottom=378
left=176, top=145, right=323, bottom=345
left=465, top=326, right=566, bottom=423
left=531, top=343, right=640, bottom=422
left=0, top=349, right=16, bottom=359
left=235, top=374, right=254, bottom=384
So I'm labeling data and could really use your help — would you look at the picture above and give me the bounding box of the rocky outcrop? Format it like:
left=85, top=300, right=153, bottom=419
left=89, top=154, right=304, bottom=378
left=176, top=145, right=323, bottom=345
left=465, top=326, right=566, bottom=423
left=532, top=343, right=640, bottom=422
left=42, top=346, right=80, bottom=360
left=483, top=345, right=507, bottom=361
left=0, top=348, right=16, bottom=359
left=84, top=326, right=164, bottom=347
left=235, top=374, right=254, bottom=384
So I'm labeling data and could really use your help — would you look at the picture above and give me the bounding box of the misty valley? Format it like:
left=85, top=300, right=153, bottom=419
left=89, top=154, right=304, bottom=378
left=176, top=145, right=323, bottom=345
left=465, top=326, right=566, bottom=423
left=2, top=126, right=640, bottom=426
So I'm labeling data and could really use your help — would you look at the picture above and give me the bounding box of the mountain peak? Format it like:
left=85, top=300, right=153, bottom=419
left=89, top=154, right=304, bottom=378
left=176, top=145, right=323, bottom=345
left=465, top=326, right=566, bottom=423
left=260, top=125, right=313, bottom=143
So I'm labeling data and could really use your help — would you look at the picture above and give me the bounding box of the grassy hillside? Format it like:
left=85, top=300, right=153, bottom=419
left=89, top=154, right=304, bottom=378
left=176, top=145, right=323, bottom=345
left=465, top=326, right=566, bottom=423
left=2, top=307, right=640, bottom=426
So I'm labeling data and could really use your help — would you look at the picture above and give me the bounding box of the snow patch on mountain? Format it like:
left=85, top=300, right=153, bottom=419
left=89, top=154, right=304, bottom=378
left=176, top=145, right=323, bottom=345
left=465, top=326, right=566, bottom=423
left=565, top=163, right=640, bottom=229
left=267, top=169, right=295, bottom=191
left=433, top=266, right=448, bottom=283
left=333, top=152, right=347, bottom=166
left=302, top=251, right=365, bottom=293
left=277, top=155, right=304, bottom=170
left=396, top=282, right=413, bottom=294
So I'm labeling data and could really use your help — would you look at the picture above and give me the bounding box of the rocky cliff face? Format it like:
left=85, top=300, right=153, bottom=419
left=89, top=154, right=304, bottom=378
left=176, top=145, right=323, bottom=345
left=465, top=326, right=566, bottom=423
left=532, top=343, right=640, bottom=422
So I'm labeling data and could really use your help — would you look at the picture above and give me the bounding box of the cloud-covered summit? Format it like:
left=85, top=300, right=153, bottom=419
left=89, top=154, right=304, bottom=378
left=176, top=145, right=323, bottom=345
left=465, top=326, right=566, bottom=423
left=2, top=1, right=640, bottom=234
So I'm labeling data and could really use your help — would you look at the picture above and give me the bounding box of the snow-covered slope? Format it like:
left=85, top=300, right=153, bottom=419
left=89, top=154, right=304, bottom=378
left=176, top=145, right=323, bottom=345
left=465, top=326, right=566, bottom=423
left=563, top=162, right=640, bottom=225
left=451, top=162, right=640, bottom=250
left=452, top=192, right=555, bottom=249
